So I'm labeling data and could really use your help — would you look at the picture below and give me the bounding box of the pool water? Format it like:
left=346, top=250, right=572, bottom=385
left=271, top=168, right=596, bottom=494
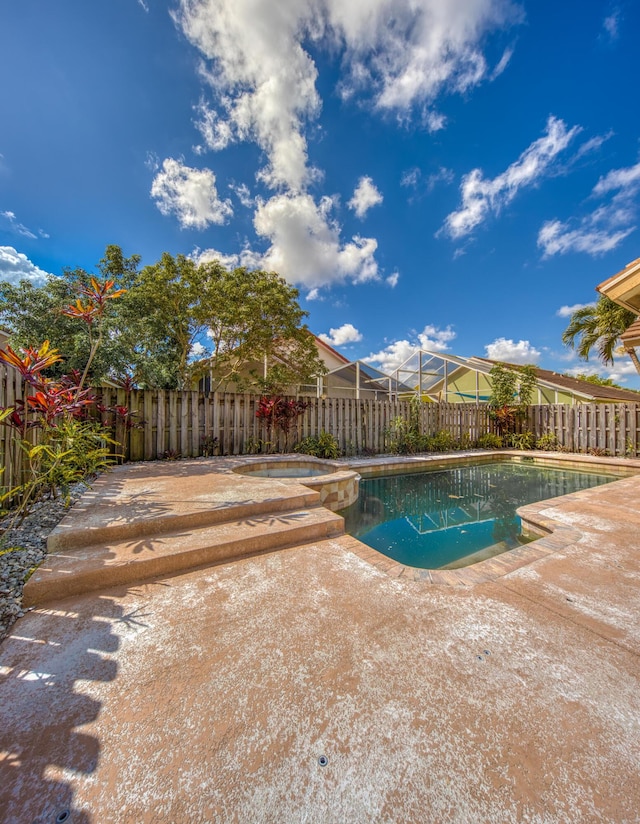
left=339, top=461, right=620, bottom=569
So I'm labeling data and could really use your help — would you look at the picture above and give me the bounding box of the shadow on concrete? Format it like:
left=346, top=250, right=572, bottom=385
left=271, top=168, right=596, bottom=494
left=0, top=595, right=124, bottom=823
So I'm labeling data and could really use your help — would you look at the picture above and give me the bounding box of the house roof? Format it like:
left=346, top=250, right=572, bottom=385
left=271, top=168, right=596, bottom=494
left=596, top=257, right=640, bottom=313
left=620, top=318, right=640, bottom=349
left=475, top=357, right=640, bottom=402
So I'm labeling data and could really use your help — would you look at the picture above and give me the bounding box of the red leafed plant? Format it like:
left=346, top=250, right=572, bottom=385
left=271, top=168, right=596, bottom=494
left=255, top=396, right=309, bottom=451
left=0, top=277, right=128, bottom=523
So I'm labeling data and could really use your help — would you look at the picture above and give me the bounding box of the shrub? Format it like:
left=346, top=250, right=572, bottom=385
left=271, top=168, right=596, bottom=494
left=294, top=431, right=340, bottom=459
left=427, top=430, right=457, bottom=452
left=477, top=433, right=503, bottom=449
left=536, top=433, right=559, bottom=451
left=506, top=431, right=535, bottom=450
left=385, top=416, right=421, bottom=455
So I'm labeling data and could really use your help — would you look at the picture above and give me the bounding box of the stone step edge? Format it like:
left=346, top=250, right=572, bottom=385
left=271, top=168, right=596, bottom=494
left=25, top=509, right=345, bottom=607
left=47, top=487, right=322, bottom=553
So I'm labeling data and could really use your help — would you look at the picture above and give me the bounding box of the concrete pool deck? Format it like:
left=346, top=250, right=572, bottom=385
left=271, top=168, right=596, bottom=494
left=1, top=452, right=640, bottom=822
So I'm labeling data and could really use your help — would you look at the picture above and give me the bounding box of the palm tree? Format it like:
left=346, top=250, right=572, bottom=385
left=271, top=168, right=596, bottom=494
left=562, top=296, right=640, bottom=374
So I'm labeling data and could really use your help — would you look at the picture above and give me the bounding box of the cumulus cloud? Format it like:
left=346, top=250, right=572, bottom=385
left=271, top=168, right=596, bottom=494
left=484, top=337, right=540, bottom=363
left=305, top=288, right=321, bottom=301
left=442, top=116, right=580, bottom=239
left=348, top=176, right=383, bottom=219
left=151, top=158, right=233, bottom=229
left=0, top=246, right=51, bottom=286
left=556, top=302, right=592, bottom=318
left=386, top=271, right=399, bottom=288
left=193, top=245, right=262, bottom=271
left=319, top=323, right=363, bottom=347
left=175, top=0, right=522, bottom=192
left=189, top=341, right=207, bottom=359
left=253, top=192, right=379, bottom=287
left=365, top=324, right=456, bottom=372
left=538, top=159, right=640, bottom=257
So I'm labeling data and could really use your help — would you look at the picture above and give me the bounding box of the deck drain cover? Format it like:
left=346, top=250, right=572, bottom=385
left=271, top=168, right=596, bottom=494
left=318, top=755, right=328, bottom=767
left=56, top=812, right=71, bottom=823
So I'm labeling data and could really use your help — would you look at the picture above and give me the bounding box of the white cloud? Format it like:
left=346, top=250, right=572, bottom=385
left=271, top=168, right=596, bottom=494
left=1, top=210, right=37, bottom=239
left=189, top=341, right=207, bottom=359
left=348, top=176, right=383, bottom=219
left=426, top=167, right=454, bottom=192
left=490, top=46, right=514, bottom=79
left=365, top=324, right=456, bottom=372
left=602, top=10, right=620, bottom=42
left=484, top=337, right=540, bottom=363
left=319, top=323, right=363, bottom=347
left=401, top=168, right=420, bottom=188
left=229, top=182, right=254, bottom=208
left=556, top=303, right=592, bottom=318
left=137, top=0, right=149, bottom=11
left=305, top=288, right=321, bottom=301
left=145, top=151, right=160, bottom=172
left=386, top=271, right=399, bottom=288
left=193, top=246, right=261, bottom=271
left=0, top=246, right=51, bottom=286
left=175, top=0, right=523, bottom=193
left=442, top=116, right=580, bottom=239
left=565, top=359, right=637, bottom=385
left=252, top=192, right=379, bottom=287
left=538, top=159, right=640, bottom=257
left=151, top=158, right=233, bottom=230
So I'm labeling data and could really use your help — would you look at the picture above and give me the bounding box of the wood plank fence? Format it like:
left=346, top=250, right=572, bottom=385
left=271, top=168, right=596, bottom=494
left=2, top=358, right=640, bottom=494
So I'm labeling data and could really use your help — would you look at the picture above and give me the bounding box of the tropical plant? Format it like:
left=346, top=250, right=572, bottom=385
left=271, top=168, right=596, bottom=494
left=536, top=432, right=559, bottom=451
left=0, top=278, right=128, bottom=523
left=506, top=431, right=535, bottom=450
left=562, top=296, right=640, bottom=375
left=255, top=396, right=309, bottom=451
left=385, top=416, right=421, bottom=454
left=477, top=432, right=503, bottom=449
left=488, top=363, right=537, bottom=436
left=294, top=431, right=340, bottom=459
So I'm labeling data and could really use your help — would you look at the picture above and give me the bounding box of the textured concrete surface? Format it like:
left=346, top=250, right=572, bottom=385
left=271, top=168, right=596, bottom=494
left=2, top=456, right=640, bottom=823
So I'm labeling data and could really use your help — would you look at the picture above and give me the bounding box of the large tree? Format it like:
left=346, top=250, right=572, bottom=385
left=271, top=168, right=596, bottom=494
left=0, top=245, right=141, bottom=381
left=0, top=246, right=326, bottom=392
left=562, top=295, right=640, bottom=375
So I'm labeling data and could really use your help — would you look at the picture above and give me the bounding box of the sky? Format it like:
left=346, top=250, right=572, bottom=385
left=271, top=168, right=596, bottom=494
left=2, top=0, right=640, bottom=385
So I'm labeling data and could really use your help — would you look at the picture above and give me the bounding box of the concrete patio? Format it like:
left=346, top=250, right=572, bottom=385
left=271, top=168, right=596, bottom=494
left=1, top=454, right=640, bottom=822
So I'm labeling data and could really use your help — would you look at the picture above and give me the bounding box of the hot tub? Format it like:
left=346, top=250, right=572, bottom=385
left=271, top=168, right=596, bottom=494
left=232, top=458, right=359, bottom=511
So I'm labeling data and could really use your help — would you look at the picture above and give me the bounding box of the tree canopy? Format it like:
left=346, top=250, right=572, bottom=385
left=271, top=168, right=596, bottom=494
left=0, top=245, right=326, bottom=392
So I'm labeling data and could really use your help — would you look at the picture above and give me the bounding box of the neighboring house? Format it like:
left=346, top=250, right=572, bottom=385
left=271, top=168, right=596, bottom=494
left=391, top=349, right=640, bottom=405
left=195, top=334, right=401, bottom=399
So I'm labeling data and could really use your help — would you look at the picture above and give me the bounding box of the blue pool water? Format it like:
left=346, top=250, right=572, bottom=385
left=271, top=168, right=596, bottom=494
left=339, top=461, right=620, bottom=569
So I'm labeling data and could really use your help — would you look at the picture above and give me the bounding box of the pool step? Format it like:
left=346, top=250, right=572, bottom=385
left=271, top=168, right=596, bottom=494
left=47, top=485, right=321, bottom=553
left=23, top=506, right=344, bottom=607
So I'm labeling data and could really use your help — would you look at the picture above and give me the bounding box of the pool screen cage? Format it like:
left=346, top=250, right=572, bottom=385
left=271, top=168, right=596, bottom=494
left=390, top=349, right=493, bottom=403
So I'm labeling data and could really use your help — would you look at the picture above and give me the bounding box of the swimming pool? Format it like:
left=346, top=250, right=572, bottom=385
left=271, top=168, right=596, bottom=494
left=339, top=460, right=621, bottom=569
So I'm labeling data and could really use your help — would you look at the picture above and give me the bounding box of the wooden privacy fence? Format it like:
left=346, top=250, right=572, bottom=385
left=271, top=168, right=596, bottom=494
left=3, top=358, right=640, bottom=492
left=93, top=391, right=489, bottom=461
left=527, top=403, right=640, bottom=457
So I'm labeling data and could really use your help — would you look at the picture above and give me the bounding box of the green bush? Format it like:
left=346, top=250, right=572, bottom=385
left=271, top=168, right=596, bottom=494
left=385, top=417, right=421, bottom=455
left=536, top=433, right=559, bottom=451
left=294, top=431, right=340, bottom=459
left=425, top=430, right=457, bottom=452
left=506, top=431, right=535, bottom=450
left=477, top=433, right=503, bottom=449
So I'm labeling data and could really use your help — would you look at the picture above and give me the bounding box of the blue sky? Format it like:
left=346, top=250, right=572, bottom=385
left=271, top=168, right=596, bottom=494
left=2, top=0, right=640, bottom=385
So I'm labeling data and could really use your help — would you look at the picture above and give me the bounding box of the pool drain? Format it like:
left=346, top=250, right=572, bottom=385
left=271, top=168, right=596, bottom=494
left=56, top=811, right=71, bottom=823
left=318, top=755, right=328, bottom=767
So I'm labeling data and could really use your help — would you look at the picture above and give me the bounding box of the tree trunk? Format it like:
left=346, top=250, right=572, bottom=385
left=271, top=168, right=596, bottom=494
left=624, top=345, right=640, bottom=376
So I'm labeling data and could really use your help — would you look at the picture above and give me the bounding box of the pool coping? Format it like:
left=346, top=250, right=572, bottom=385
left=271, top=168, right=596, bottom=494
left=334, top=450, right=640, bottom=586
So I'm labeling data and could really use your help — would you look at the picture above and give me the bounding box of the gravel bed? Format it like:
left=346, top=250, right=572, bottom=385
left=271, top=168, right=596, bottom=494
left=0, top=482, right=90, bottom=644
